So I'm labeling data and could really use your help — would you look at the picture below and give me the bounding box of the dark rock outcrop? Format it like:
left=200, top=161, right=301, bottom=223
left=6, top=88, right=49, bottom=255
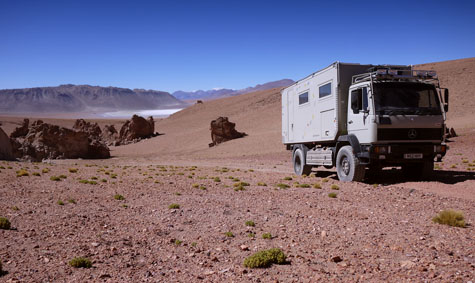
left=10, top=120, right=110, bottom=161
left=209, top=117, right=246, bottom=147
left=118, top=115, right=156, bottom=144
left=101, top=125, right=120, bottom=146
left=10, top=118, right=30, bottom=138
left=0, top=127, right=14, bottom=160
left=73, top=119, right=102, bottom=138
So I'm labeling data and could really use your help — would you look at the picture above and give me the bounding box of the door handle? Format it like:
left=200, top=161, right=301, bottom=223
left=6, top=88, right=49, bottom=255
left=348, top=120, right=353, bottom=124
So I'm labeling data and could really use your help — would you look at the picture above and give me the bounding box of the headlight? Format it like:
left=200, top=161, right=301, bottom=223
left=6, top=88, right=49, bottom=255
left=373, top=146, right=388, bottom=154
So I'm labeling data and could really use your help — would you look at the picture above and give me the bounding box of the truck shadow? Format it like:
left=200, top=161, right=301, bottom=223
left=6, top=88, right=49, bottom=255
left=365, top=169, right=475, bottom=185
left=315, top=169, right=475, bottom=185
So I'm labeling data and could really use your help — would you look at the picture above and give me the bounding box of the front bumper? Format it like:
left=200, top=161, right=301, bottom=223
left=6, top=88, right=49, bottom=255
left=363, top=143, right=447, bottom=166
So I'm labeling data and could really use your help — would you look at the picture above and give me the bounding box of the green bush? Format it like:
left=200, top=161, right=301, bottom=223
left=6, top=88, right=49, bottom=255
left=283, top=176, right=292, bottom=181
left=257, top=182, right=267, bottom=186
left=69, top=257, right=92, bottom=268
left=225, top=231, right=234, bottom=237
left=168, top=203, right=180, bottom=209
left=57, top=200, right=65, bottom=205
left=213, top=177, right=221, bottom=182
left=0, top=217, right=11, bottom=230
left=69, top=168, right=78, bottom=173
left=297, top=183, right=310, bottom=188
left=433, top=210, right=466, bottom=228
left=243, top=248, right=287, bottom=268
left=262, top=233, right=272, bottom=239
left=245, top=220, right=255, bottom=227
left=328, top=192, right=337, bottom=198
left=313, top=183, right=322, bottom=189
left=114, top=194, right=125, bottom=200
left=50, top=176, right=61, bottom=181
left=32, top=172, right=41, bottom=176
left=331, top=184, right=340, bottom=190
left=42, top=168, right=50, bottom=173
left=276, top=183, right=290, bottom=189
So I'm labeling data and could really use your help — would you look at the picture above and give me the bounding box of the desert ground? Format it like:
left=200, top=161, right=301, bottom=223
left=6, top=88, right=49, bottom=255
left=0, top=58, right=474, bottom=282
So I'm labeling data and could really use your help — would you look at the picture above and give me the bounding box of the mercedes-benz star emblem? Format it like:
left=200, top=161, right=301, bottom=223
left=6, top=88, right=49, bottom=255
left=408, top=129, right=417, bottom=139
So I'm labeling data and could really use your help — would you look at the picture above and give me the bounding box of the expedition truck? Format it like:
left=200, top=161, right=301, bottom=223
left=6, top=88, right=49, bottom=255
left=281, top=62, right=449, bottom=182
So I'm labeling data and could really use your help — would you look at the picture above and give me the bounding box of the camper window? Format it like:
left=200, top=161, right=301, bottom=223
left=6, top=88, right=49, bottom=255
left=299, top=92, right=309, bottom=105
left=319, top=82, right=332, bottom=98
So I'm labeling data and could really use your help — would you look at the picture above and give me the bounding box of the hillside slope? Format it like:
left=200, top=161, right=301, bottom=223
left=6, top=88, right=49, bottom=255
left=415, top=57, right=475, bottom=129
left=0, top=84, right=187, bottom=113
left=114, top=58, right=475, bottom=165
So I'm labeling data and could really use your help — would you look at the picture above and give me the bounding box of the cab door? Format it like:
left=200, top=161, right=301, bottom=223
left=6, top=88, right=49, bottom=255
left=347, top=86, right=372, bottom=143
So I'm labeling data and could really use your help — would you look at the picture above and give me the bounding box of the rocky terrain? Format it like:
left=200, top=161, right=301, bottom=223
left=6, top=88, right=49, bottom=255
left=0, top=58, right=474, bottom=281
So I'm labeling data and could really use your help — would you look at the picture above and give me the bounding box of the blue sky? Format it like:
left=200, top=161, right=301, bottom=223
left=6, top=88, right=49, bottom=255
left=0, top=0, right=473, bottom=92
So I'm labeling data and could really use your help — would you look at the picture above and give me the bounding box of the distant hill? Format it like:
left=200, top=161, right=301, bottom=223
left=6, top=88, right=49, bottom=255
left=172, top=79, right=294, bottom=100
left=0, top=84, right=188, bottom=113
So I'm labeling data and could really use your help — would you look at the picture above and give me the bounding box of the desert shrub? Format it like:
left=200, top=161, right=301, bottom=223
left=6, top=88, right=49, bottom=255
left=68, top=199, right=76, bottom=204
left=59, top=174, right=67, bottom=179
left=50, top=176, right=61, bottom=181
left=7, top=166, right=12, bottom=169
left=248, top=232, right=256, bottom=238
left=313, top=183, right=322, bottom=189
left=114, top=194, right=125, bottom=200
left=432, top=210, right=466, bottom=228
left=168, top=203, right=180, bottom=209
left=328, top=192, right=337, bottom=198
left=42, top=168, right=50, bottom=173
left=243, top=248, right=287, bottom=268
left=0, top=166, right=4, bottom=169
left=192, top=183, right=199, bottom=188
left=175, top=192, right=182, bottom=196
left=91, top=176, right=98, bottom=180
left=322, top=178, right=329, bottom=183
left=257, top=182, right=267, bottom=186
left=32, top=172, right=40, bottom=176
left=11, top=206, right=19, bottom=211
left=174, top=239, right=183, bottom=245
left=297, top=183, right=311, bottom=188
left=101, top=179, right=107, bottom=183
left=225, top=231, right=234, bottom=237
left=283, top=176, right=292, bottom=181
left=234, top=185, right=245, bottom=191
left=16, top=169, right=29, bottom=177
left=234, top=182, right=250, bottom=187
left=199, top=185, right=207, bottom=190
left=276, top=183, right=290, bottom=189
left=231, top=177, right=240, bottom=182
left=245, top=220, right=255, bottom=227
left=191, top=242, right=197, bottom=247
left=262, top=233, right=272, bottom=239
left=69, top=168, right=78, bottom=173
left=69, top=257, right=92, bottom=268
left=57, top=200, right=64, bottom=205
left=0, top=217, right=11, bottom=230
left=213, top=177, right=221, bottom=182
left=331, top=184, right=340, bottom=190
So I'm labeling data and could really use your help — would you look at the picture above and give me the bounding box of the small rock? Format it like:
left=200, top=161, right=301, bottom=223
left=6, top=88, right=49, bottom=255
left=240, top=245, right=249, bottom=251
left=331, top=256, right=343, bottom=263
left=400, top=260, right=415, bottom=268
left=321, top=231, right=327, bottom=238
left=204, top=270, right=215, bottom=275
left=91, top=242, right=100, bottom=247
left=44, top=257, right=50, bottom=263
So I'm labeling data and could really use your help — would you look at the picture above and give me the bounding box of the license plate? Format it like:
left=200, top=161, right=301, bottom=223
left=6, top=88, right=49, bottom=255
left=404, top=153, right=423, bottom=159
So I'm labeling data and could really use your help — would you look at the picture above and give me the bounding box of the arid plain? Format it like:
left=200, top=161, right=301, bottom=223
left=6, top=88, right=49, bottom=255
left=0, top=58, right=474, bottom=282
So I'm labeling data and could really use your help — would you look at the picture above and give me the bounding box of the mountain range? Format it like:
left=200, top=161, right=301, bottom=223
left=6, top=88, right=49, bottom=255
left=172, top=79, right=294, bottom=100
left=0, top=84, right=187, bottom=113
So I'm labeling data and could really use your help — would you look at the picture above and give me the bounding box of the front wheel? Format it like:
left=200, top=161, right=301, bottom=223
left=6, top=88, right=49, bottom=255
left=336, top=146, right=365, bottom=182
left=293, top=148, right=312, bottom=176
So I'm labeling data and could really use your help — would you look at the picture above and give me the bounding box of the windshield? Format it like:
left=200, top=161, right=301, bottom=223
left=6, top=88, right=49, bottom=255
left=373, top=82, right=442, bottom=115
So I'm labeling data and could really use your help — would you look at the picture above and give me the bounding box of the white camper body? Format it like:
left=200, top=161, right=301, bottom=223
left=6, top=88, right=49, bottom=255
left=282, top=62, right=373, bottom=144
left=281, top=62, right=449, bottom=182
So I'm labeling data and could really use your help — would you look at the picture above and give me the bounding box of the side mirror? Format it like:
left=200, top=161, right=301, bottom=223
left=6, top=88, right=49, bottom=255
left=444, top=88, right=449, bottom=112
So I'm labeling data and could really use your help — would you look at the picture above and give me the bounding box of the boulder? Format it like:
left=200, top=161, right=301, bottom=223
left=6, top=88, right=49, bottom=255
left=10, top=120, right=110, bottom=161
left=101, top=124, right=120, bottom=146
left=209, top=117, right=246, bottom=147
left=10, top=118, right=29, bottom=138
left=118, top=115, right=155, bottom=144
left=0, top=127, right=14, bottom=160
left=73, top=119, right=102, bottom=138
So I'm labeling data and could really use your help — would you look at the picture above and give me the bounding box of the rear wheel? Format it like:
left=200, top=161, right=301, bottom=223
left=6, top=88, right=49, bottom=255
left=293, top=148, right=312, bottom=176
left=336, top=146, right=365, bottom=182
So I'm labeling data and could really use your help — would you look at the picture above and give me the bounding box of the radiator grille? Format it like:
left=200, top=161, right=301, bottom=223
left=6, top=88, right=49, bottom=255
left=378, top=128, right=442, bottom=141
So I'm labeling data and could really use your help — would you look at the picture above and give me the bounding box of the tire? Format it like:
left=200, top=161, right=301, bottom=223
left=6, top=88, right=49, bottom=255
left=293, top=148, right=312, bottom=176
left=336, top=145, right=365, bottom=182
left=402, top=161, right=434, bottom=180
